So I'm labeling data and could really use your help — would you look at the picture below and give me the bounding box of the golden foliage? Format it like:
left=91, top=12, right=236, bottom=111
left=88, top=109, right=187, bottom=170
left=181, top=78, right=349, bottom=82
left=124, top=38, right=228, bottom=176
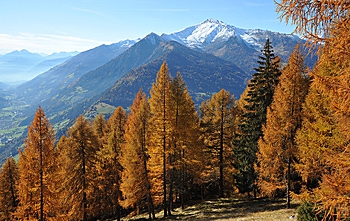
left=120, top=89, right=155, bottom=219
left=0, top=158, right=19, bottom=220
left=277, top=2, right=350, bottom=219
left=148, top=62, right=173, bottom=210
left=59, top=115, right=100, bottom=221
left=257, top=45, right=309, bottom=199
left=199, top=89, right=236, bottom=197
left=15, top=107, right=59, bottom=220
left=275, top=0, right=350, bottom=42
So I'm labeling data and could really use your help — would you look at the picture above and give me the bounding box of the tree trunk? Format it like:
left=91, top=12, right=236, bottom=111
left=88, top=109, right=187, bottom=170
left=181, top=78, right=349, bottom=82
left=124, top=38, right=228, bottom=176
left=219, top=106, right=224, bottom=198
left=39, top=117, right=44, bottom=221
left=181, top=149, right=185, bottom=210
left=163, top=134, right=168, bottom=217
left=287, top=157, right=291, bottom=209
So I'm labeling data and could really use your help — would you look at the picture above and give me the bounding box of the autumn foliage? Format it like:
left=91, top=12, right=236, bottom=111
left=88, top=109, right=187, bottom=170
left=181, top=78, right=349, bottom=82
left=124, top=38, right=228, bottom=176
left=1, top=14, right=349, bottom=219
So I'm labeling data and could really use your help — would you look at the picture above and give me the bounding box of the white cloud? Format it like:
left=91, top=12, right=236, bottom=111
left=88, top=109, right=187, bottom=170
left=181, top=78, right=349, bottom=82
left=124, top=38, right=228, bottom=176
left=0, top=33, right=110, bottom=54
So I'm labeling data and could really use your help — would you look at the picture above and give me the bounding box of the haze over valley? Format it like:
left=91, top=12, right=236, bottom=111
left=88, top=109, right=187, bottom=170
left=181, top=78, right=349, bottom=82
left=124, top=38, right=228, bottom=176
left=0, top=19, right=316, bottom=163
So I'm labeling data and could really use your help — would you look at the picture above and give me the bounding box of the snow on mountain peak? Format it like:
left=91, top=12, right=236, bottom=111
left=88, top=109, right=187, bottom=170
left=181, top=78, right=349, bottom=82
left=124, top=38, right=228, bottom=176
left=163, top=18, right=298, bottom=51
left=162, top=18, right=239, bottom=48
left=188, top=19, right=235, bottom=46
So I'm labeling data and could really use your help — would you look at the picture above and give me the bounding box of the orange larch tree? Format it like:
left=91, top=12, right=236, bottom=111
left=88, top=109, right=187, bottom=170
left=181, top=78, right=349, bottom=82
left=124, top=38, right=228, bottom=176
left=169, top=72, right=202, bottom=208
left=256, top=45, right=309, bottom=208
left=95, top=107, right=126, bottom=221
left=276, top=1, right=350, bottom=219
left=148, top=61, right=173, bottom=217
left=59, top=115, right=100, bottom=221
left=199, top=89, right=236, bottom=198
left=16, top=106, right=59, bottom=221
left=120, top=89, right=155, bottom=220
left=0, top=157, right=19, bottom=220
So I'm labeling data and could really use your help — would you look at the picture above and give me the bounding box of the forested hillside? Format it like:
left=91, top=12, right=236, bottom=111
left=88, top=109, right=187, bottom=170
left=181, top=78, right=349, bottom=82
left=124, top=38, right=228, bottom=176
left=0, top=1, right=349, bottom=221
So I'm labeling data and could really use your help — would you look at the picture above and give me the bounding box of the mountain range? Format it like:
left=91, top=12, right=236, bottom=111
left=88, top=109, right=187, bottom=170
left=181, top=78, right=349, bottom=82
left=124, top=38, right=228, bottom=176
left=0, top=19, right=317, bottom=163
left=0, top=50, right=79, bottom=84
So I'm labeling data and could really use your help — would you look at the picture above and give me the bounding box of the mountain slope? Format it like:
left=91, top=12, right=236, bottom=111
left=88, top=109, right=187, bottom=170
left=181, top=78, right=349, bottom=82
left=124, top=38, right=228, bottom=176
left=0, top=50, right=79, bottom=84
left=162, top=18, right=243, bottom=49
left=15, top=40, right=137, bottom=105
left=0, top=82, right=8, bottom=90
left=0, top=50, right=44, bottom=83
left=39, top=34, right=164, bottom=116
left=94, top=40, right=248, bottom=110
left=162, top=19, right=317, bottom=73
left=1, top=19, right=318, bottom=165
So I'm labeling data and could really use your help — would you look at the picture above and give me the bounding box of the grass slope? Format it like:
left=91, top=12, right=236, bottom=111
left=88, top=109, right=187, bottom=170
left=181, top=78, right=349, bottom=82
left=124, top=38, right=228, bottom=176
left=121, top=198, right=299, bottom=221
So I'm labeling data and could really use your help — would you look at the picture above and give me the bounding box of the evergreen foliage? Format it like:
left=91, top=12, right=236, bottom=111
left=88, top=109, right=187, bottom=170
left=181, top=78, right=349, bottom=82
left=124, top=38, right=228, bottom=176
left=256, top=45, right=309, bottom=207
left=7, top=22, right=349, bottom=219
left=233, top=39, right=281, bottom=196
left=296, top=202, right=319, bottom=221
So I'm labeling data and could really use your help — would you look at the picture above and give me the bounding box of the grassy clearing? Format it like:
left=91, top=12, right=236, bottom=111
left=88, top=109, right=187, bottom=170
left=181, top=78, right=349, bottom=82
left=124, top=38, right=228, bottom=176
left=121, top=198, right=299, bottom=221
left=95, top=102, right=116, bottom=115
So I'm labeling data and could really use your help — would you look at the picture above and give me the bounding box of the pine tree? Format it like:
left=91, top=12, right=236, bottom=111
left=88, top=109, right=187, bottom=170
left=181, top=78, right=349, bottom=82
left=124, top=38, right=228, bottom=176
left=120, top=89, right=155, bottom=220
left=59, top=115, right=100, bottom=221
left=169, top=72, right=202, bottom=208
left=95, top=107, right=126, bottom=221
left=16, top=106, right=59, bottom=220
left=148, top=61, right=172, bottom=217
left=0, top=158, right=19, bottom=220
left=256, top=45, right=309, bottom=207
left=199, top=89, right=236, bottom=198
left=233, top=39, right=281, bottom=196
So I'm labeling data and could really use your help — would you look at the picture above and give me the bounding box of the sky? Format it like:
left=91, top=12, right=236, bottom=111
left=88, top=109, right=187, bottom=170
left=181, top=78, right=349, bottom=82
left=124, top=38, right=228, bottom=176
left=0, top=0, right=295, bottom=55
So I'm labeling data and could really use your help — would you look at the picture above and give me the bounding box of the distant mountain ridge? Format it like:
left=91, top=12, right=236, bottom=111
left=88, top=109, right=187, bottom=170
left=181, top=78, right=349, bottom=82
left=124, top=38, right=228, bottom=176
left=16, top=39, right=137, bottom=106
left=1, top=19, right=318, bottom=164
left=15, top=19, right=316, bottom=128
left=162, top=18, right=246, bottom=48
left=95, top=38, right=248, bottom=109
left=162, top=19, right=316, bottom=73
left=162, top=18, right=300, bottom=51
left=0, top=49, right=79, bottom=84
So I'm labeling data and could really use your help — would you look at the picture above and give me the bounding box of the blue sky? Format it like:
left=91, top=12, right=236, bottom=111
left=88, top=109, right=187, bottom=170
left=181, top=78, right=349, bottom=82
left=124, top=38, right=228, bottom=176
left=0, top=0, right=294, bottom=54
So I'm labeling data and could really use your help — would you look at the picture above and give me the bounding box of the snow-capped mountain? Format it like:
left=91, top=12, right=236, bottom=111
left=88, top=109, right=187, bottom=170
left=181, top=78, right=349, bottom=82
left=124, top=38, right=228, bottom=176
left=161, top=18, right=315, bottom=75
left=162, top=18, right=242, bottom=48
left=162, top=18, right=298, bottom=51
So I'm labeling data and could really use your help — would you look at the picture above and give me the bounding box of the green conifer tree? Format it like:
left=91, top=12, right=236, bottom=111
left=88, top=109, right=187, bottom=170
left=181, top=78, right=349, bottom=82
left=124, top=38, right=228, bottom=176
left=256, top=45, right=309, bottom=207
left=233, top=39, right=281, bottom=196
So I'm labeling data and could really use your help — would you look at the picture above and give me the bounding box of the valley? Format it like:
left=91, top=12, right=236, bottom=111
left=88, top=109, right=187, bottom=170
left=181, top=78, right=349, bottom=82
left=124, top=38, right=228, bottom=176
left=0, top=19, right=317, bottom=164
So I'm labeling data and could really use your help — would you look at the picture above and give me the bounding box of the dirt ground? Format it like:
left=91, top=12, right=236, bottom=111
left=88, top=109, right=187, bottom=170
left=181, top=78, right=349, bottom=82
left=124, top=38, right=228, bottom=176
left=121, top=198, right=299, bottom=221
